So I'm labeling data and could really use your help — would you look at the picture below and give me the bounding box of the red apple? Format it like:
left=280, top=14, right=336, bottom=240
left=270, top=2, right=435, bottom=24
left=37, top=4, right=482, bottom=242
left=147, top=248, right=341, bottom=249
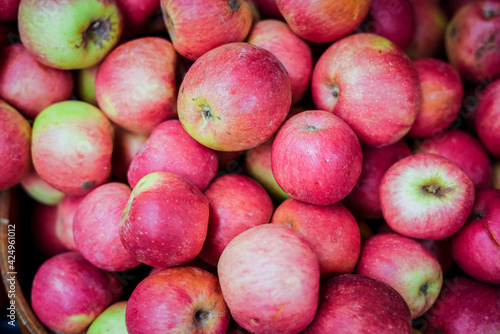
left=0, top=0, right=20, bottom=21
left=96, top=37, right=178, bottom=134
left=177, top=42, right=291, bottom=151
left=380, top=153, right=475, bottom=240
left=74, top=63, right=99, bottom=106
left=21, top=167, right=65, bottom=205
left=116, top=0, right=159, bottom=37
left=312, top=33, right=421, bottom=147
left=31, top=204, right=67, bottom=257
left=218, top=224, right=320, bottom=334
left=56, top=195, right=84, bottom=251
left=475, top=77, right=500, bottom=157
left=87, top=301, right=127, bottom=334
left=111, top=126, right=148, bottom=182
left=271, top=110, right=362, bottom=206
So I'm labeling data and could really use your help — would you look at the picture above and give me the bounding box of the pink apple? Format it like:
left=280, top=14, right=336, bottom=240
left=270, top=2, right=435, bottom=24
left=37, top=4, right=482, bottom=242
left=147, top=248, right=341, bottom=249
left=312, top=33, right=421, bottom=147
left=380, top=153, right=475, bottom=239
left=87, top=301, right=127, bottom=334
left=75, top=63, right=100, bottom=106
left=356, top=233, right=443, bottom=319
left=199, top=174, right=273, bottom=266
left=21, top=167, right=65, bottom=205
left=0, top=0, right=20, bottom=21
left=272, top=110, right=362, bottom=206
left=56, top=195, right=84, bottom=251
left=304, top=275, right=412, bottom=333
left=475, top=77, right=500, bottom=156
left=343, top=140, right=411, bottom=220
left=116, top=0, right=159, bottom=37
left=127, top=120, right=218, bottom=190
left=126, top=266, right=229, bottom=333
left=96, top=37, right=178, bottom=134
left=271, top=199, right=361, bottom=278
left=31, top=204, right=67, bottom=258
left=111, top=126, right=148, bottom=182
left=218, top=224, right=320, bottom=333
left=178, top=42, right=291, bottom=151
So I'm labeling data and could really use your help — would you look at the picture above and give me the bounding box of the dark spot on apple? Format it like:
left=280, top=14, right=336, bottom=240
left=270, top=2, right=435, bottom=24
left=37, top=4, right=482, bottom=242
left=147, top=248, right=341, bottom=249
left=81, top=181, right=95, bottom=190
left=449, top=25, right=457, bottom=38
left=483, top=8, right=498, bottom=18
left=475, top=34, right=496, bottom=61
left=78, top=17, right=113, bottom=50
left=473, top=211, right=485, bottom=220
left=201, top=105, right=213, bottom=120
left=194, top=308, right=209, bottom=327
left=419, top=282, right=428, bottom=295
left=229, top=0, right=240, bottom=12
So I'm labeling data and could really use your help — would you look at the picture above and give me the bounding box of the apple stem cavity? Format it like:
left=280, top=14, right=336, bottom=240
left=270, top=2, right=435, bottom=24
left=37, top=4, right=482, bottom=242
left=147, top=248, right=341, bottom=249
left=229, top=0, right=240, bottom=12
left=332, top=85, right=340, bottom=99
left=83, top=17, right=112, bottom=50
left=201, top=105, right=214, bottom=120
left=194, top=308, right=210, bottom=327
left=422, top=183, right=442, bottom=197
left=419, top=282, right=428, bottom=295
left=306, top=125, right=317, bottom=131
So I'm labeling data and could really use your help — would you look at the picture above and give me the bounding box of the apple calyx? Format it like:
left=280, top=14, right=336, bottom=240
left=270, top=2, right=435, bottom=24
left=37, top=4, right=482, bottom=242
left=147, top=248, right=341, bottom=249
left=483, top=8, right=498, bottom=19
left=82, top=18, right=113, bottom=49
left=331, top=85, right=340, bottom=99
left=419, top=282, right=428, bottom=295
left=422, top=183, right=452, bottom=198
left=229, top=0, right=240, bottom=12
left=306, top=125, right=317, bottom=131
left=194, top=308, right=210, bottom=328
left=201, top=105, right=214, bottom=120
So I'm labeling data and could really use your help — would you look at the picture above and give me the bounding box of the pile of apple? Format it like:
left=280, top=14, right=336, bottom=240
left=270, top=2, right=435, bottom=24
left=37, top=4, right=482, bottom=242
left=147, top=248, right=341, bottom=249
left=1, top=0, right=500, bottom=333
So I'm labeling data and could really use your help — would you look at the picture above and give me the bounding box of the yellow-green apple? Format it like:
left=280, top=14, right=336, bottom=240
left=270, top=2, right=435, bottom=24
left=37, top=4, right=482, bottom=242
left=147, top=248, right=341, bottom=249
left=199, top=174, right=273, bottom=266
left=74, top=182, right=140, bottom=272
left=96, top=37, right=178, bottom=134
left=88, top=301, right=127, bottom=334
left=116, top=0, right=159, bottom=37
left=111, top=126, right=148, bottom=182
left=407, top=58, right=463, bottom=138
left=127, top=120, right=218, bottom=191
left=31, top=251, right=122, bottom=334
left=415, top=129, right=491, bottom=189
left=18, top=0, right=124, bottom=70
left=304, top=275, right=412, bottom=334
left=0, top=99, right=31, bottom=191
left=379, top=153, right=475, bottom=239
left=445, top=0, right=500, bottom=83
left=218, top=224, right=320, bottom=333
left=31, top=204, right=67, bottom=258
left=476, top=77, right=500, bottom=156
left=451, top=189, right=500, bottom=284
left=178, top=42, right=291, bottom=151
left=271, top=199, right=361, bottom=279
left=31, top=101, right=114, bottom=196
left=0, top=44, right=73, bottom=119
left=55, top=195, right=84, bottom=251
left=271, top=110, right=362, bottom=206
left=343, top=140, right=411, bottom=220
left=126, top=267, right=229, bottom=334
left=274, top=0, right=371, bottom=43
left=355, top=233, right=443, bottom=319
left=160, top=0, right=253, bottom=61
left=311, top=33, right=421, bottom=147
left=247, top=19, right=312, bottom=104
left=75, top=63, right=99, bottom=106
left=21, top=167, right=65, bottom=205
left=119, top=172, right=209, bottom=268
left=0, top=0, right=20, bottom=21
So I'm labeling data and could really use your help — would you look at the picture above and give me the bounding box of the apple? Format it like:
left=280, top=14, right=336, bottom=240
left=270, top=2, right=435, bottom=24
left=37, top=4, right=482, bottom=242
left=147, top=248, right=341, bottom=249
left=355, top=233, right=443, bottom=319
left=199, top=174, right=274, bottom=266
left=87, top=301, right=127, bottom=334
left=119, top=172, right=209, bottom=268
left=451, top=189, right=500, bottom=284
left=271, top=199, right=361, bottom=278
left=304, top=274, right=412, bottom=333
left=444, top=0, right=480, bottom=17
left=21, top=167, right=65, bottom=205
left=379, top=153, right=475, bottom=240
left=274, top=0, right=371, bottom=43
left=116, top=0, right=159, bottom=37
left=247, top=19, right=313, bottom=104
left=445, top=0, right=500, bottom=83
left=177, top=42, right=291, bottom=151
left=343, top=140, right=411, bottom=220
left=32, top=101, right=114, bottom=196
left=96, top=37, right=178, bottom=134
left=0, top=0, right=20, bottom=21
left=0, top=99, right=31, bottom=191
left=271, top=110, right=363, bottom=206
left=18, top=0, right=124, bottom=70
left=312, top=33, right=421, bottom=147
left=31, top=204, right=67, bottom=257
left=475, top=77, right=500, bottom=157
left=31, top=251, right=122, bottom=334
left=415, top=129, right=491, bottom=189
left=0, top=43, right=74, bottom=119
left=160, top=0, right=253, bottom=61
left=407, top=58, right=463, bottom=138
left=74, top=63, right=99, bottom=106
left=126, top=266, right=229, bottom=333
left=56, top=195, right=84, bottom=251
left=127, top=120, right=218, bottom=190
left=111, top=126, right=148, bottom=182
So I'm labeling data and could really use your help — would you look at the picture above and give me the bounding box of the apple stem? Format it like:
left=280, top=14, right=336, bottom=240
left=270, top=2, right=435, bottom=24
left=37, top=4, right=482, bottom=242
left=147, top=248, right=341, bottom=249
left=423, top=184, right=440, bottom=195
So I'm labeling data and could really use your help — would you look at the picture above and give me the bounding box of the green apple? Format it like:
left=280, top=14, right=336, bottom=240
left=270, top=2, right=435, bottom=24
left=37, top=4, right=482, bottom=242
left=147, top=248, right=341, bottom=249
left=87, top=301, right=127, bottom=334
left=75, top=64, right=100, bottom=106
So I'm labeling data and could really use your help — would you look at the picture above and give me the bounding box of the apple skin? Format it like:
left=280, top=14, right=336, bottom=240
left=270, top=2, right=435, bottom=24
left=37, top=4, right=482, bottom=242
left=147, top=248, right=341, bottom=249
left=116, top=0, right=159, bottom=37
left=120, top=172, right=209, bottom=268
left=127, top=120, right=218, bottom=191
left=0, top=0, right=20, bottom=21
left=31, top=251, right=122, bottom=334
left=161, top=0, right=253, bottom=61
left=475, top=77, right=500, bottom=157
left=56, top=195, right=84, bottom=251
left=31, top=204, right=68, bottom=258
left=0, top=99, right=31, bottom=191
left=18, top=0, right=124, bottom=70
left=304, top=274, right=412, bottom=334
left=407, top=58, right=463, bottom=138
left=178, top=42, right=291, bottom=151
left=96, top=37, right=178, bottom=134
left=247, top=19, right=313, bottom=104
left=111, top=126, right=148, bottom=182
left=32, top=101, right=114, bottom=196
left=271, top=199, right=361, bottom=279
left=21, top=167, right=65, bottom=205
left=274, top=0, right=371, bottom=43
left=271, top=110, right=363, bottom=206
left=445, top=0, right=500, bottom=83
left=379, top=153, right=475, bottom=240
left=198, top=174, right=274, bottom=266
left=74, top=63, right=99, bottom=106
left=87, top=301, right=127, bottom=334
left=312, top=33, right=421, bottom=147
left=0, top=44, right=74, bottom=119
left=422, top=276, right=500, bottom=333
left=126, top=266, right=229, bottom=334
left=415, top=129, right=492, bottom=190
left=451, top=189, right=500, bottom=284
left=343, top=140, right=411, bottom=220
left=355, top=233, right=443, bottom=319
